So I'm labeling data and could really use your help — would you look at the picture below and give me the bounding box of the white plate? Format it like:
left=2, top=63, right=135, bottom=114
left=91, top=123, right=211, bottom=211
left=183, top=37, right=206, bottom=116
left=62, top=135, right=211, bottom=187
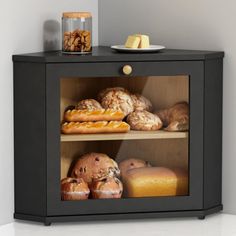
left=111, top=45, right=165, bottom=53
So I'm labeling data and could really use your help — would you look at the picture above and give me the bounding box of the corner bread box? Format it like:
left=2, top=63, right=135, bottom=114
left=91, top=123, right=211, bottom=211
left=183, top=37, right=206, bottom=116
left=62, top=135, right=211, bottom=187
left=13, top=46, right=224, bottom=225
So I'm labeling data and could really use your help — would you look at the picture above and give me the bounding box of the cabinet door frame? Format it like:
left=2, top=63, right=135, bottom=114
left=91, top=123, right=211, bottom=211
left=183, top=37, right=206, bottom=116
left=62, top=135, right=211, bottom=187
left=46, top=61, right=204, bottom=216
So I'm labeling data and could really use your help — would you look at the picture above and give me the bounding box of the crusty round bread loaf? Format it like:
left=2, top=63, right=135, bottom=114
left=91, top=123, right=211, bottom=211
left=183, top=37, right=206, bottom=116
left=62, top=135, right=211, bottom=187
left=61, top=177, right=90, bottom=200
left=77, top=99, right=103, bottom=111
left=119, top=158, right=151, bottom=178
left=122, top=167, right=188, bottom=198
left=156, top=102, right=189, bottom=131
left=131, top=94, right=153, bottom=112
left=90, top=177, right=123, bottom=199
left=98, top=87, right=129, bottom=102
left=127, top=110, right=162, bottom=131
left=71, top=153, right=120, bottom=184
left=100, top=89, right=134, bottom=116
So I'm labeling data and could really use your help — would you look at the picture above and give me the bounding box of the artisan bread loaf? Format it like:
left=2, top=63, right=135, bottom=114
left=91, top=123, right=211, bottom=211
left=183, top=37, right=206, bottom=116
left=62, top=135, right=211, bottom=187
left=100, top=89, right=134, bottom=116
left=119, top=158, right=151, bottom=178
left=131, top=94, right=153, bottom=112
left=127, top=110, right=162, bottom=131
left=156, top=102, right=189, bottom=131
left=77, top=99, right=103, bottom=111
left=122, top=167, right=188, bottom=198
left=71, top=152, right=120, bottom=184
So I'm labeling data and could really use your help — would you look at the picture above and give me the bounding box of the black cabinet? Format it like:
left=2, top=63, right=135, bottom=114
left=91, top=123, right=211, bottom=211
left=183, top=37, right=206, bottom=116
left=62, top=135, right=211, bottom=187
left=13, top=47, right=224, bottom=225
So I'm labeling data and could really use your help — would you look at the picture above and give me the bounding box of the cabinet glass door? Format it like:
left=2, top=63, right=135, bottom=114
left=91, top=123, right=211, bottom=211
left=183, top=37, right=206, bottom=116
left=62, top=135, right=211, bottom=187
left=60, top=75, right=189, bottom=200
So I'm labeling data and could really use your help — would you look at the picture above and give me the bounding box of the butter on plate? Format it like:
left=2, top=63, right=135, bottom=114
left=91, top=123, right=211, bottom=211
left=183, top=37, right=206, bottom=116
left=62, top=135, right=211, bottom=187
left=125, top=34, right=150, bottom=49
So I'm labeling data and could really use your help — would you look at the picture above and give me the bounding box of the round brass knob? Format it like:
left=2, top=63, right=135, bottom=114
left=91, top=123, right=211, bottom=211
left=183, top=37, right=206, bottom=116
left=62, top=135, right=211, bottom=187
left=122, top=65, right=132, bottom=75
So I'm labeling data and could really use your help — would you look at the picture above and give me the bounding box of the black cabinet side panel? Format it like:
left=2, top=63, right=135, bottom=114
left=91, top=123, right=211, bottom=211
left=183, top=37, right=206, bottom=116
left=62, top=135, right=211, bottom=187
left=14, top=62, right=46, bottom=216
left=203, top=59, right=223, bottom=208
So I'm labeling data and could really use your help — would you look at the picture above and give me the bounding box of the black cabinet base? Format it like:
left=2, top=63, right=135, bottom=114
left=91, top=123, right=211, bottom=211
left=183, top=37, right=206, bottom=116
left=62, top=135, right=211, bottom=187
left=14, top=205, right=222, bottom=226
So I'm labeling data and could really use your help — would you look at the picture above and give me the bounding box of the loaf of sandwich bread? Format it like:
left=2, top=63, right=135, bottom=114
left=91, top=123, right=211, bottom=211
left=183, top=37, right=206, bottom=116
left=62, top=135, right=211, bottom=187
left=122, top=167, right=188, bottom=198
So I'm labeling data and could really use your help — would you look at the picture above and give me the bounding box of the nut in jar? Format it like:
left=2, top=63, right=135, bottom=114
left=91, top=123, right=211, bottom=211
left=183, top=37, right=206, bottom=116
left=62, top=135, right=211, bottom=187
left=62, top=12, right=92, bottom=54
left=63, top=29, right=91, bottom=53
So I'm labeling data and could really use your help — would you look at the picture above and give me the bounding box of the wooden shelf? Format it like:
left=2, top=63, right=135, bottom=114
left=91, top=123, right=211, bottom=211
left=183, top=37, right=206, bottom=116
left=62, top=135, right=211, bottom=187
left=61, top=130, right=188, bottom=142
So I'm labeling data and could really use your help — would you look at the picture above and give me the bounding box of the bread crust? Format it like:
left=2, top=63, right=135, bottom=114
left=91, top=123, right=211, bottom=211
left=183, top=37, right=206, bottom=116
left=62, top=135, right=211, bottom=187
left=131, top=94, right=153, bottom=112
left=127, top=110, right=162, bottom=131
left=64, top=109, right=125, bottom=122
left=71, top=153, right=120, bottom=184
left=100, top=89, right=134, bottom=116
left=119, top=158, right=151, bottom=178
left=61, top=121, right=130, bottom=134
left=77, top=99, right=103, bottom=111
left=98, top=87, right=129, bottom=102
left=156, top=102, right=189, bottom=131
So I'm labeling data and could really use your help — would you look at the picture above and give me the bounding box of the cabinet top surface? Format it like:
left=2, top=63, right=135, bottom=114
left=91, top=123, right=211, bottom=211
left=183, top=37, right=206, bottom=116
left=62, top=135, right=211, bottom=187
left=13, top=46, right=224, bottom=63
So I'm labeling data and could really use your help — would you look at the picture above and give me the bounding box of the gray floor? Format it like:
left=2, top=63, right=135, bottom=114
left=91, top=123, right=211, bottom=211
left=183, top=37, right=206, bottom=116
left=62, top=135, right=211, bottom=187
left=0, top=213, right=235, bottom=236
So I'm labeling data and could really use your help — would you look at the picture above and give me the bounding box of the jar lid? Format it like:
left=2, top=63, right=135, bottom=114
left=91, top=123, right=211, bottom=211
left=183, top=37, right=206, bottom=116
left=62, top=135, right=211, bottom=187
left=63, top=12, right=92, bottom=18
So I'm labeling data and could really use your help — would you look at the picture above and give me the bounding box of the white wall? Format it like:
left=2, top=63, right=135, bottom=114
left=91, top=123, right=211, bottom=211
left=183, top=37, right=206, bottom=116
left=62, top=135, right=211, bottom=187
left=99, top=0, right=236, bottom=214
left=0, top=0, right=98, bottom=225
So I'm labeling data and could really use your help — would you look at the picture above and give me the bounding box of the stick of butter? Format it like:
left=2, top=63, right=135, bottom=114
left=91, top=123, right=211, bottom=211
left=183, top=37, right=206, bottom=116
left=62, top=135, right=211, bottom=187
left=125, top=35, right=141, bottom=48
left=135, top=34, right=150, bottom=49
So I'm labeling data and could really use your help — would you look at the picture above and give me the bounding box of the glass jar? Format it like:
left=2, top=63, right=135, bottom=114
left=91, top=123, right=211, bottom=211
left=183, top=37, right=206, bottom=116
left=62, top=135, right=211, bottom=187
left=62, top=12, right=92, bottom=54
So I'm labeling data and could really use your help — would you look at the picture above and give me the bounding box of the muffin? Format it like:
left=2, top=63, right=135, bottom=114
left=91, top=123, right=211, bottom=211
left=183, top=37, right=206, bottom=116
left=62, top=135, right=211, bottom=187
left=131, top=94, right=153, bottom=112
left=100, top=89, right=134, bottom=116
left=71, top=152, right=120, bottom=185
left=77, top=99, right=103, bottom=111
left=90, top=177, right=123, bottom=199
left=127, top=110, right=163, bottom=131
left=119, top=158, right=151, bottom=178
left=61, top=177, right=90, bottom=201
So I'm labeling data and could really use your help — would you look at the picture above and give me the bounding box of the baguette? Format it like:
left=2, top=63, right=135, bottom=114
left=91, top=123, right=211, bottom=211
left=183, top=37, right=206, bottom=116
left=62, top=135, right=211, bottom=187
left=64, top=109, right=125, bottom=122
left=61, top=121, right=130, bottom=134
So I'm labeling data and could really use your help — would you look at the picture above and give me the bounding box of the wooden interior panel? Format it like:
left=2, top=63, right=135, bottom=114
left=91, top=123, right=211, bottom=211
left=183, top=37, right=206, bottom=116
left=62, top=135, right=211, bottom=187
left=60, top=76, right=189, bottom=121
left=61, top=141, right=100, bottom=178
left=61, top=139, right=188, bottom=179
left=100, top=139, right=188, bottom=170
left=60, top=77, right=112, bottom=121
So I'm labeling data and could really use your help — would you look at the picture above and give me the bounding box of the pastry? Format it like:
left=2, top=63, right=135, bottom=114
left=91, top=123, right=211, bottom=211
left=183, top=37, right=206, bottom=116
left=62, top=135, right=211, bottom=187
left=77, top=99, right=103, bottom=111
left=100, top=89, right=134, bottom=116
left=61, top=121, right=130, bottom=134
left=119, top=158, right=151, bottom=178
left=71, top=152, right=120, bottom=184
left=156, top=102, right=189, bottom=131
left=122, top=167, right=188, bottom=198
left=127, top=110, right=162, bottom=131
left=64, top=109, right=125, bottom=122
left=61, top=177, right=90, bottom=200
left=98, top=87, right=129, bottom=102
left=131, top=94, right=153, bottom=112
left=90, top=177, right=123, bottom=199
